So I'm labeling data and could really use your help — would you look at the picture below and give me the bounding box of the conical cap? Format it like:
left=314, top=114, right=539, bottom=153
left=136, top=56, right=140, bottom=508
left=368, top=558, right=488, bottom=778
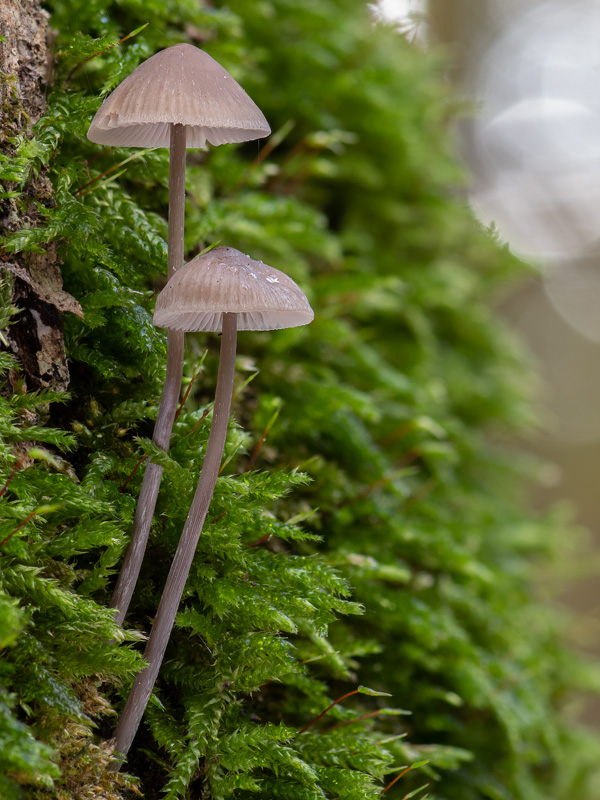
left=154, top=247, right=314, bottom=332
left=87, top=44, right=270, bottom=148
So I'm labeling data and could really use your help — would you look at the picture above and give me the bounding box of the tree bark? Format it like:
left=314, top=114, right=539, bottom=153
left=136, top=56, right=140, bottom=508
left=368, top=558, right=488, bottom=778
left=0, top=0, right=82, bottom=393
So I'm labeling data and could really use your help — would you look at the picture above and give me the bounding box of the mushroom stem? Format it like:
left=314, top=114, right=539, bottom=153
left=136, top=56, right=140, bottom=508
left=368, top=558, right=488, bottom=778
left=109, top=124, right=187, bottom=625
left=167, top=123, right=186, bottom=280
left=110, top=312, right=238, bottom=765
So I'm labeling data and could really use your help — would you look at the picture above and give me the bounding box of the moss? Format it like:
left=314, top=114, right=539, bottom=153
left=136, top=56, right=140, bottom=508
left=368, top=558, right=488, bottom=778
left=0, top=1, right=599, bottom=799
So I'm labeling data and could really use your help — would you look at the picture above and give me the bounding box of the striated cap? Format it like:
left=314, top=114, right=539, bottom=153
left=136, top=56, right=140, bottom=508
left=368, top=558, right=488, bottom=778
left=154, top=246, right=314, bottom=332
left=87, top=44, right=270, bottom=148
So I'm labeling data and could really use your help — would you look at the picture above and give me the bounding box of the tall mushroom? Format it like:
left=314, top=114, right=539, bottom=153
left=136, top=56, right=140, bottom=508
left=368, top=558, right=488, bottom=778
left=109, top=246, right=313, bottom=763
left=87, top=45, right=270, bottom=626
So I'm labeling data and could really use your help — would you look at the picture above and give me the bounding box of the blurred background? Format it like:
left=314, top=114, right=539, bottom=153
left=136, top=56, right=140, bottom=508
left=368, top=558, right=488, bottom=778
left=377, top=0, right=600, bottom=724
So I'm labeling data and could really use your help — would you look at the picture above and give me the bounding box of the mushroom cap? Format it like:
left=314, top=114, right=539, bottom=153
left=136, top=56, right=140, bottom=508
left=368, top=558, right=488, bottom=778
left=87, top=44, right=270, bottom=148
left=154, top=247, right=314, bottom=332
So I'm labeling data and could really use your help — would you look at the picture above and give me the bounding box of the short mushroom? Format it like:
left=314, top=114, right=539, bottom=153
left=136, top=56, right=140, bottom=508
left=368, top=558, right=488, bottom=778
left=87, top=45, right=270, bottom=626
left=109, top=246, right=313, bottom=763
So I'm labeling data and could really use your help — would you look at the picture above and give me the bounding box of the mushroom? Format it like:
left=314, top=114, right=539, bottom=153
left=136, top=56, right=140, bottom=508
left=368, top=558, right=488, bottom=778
left=109, top=246, right=313, bottom=763
left=87, top=45, right=270, bottom=626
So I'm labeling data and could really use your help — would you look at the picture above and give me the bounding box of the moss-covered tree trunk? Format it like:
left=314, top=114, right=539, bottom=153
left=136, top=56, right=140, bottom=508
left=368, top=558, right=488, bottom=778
left=1, top=2, right=600, bottom=799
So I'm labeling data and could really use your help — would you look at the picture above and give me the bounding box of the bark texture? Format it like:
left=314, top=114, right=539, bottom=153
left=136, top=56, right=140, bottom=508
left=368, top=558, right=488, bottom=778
left=0, top=0, right=81, bottom=393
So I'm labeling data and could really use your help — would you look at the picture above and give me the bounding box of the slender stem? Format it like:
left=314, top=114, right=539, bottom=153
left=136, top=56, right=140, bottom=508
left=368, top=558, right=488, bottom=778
left=110, top=313, right=238, bottom=765
left=110, top=330, right=184, bottom=624
left=109, top=124, right=187, bottom=624
left=120, top=454, right=148, bottom=493
left=0, top=508, right=38, bottom=548
left=296, top=689, right=360, bottom=736
left=167, top=124, right=186, bottom=280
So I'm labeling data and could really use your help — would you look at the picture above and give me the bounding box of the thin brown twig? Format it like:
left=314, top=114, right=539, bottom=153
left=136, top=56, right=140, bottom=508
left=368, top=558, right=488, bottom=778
left=0, top=460, right=22, bottom=498
left=233, top=119, right=295, bottom=192
left=74, top=148, right=155, bottom=197
left=245, top=532, right=270, bottom=549
left=81, top=149, right=109, bottom=181
left=75, top=169, right=131, bottom=198
left=381, top=766, right=412, bottom=796
left=296, top=689, right=360, bottom=736
left=188, top=406, right=212, bottom=436
left=0, top=509, right=38, bottom=548
left=246, top=405, right=281, bottom=472
left=320, top=709, right=383, bottom=734
left=63, top=24, right=148, bottom=87
left=269, top=140, right=328, bottom=194
left=246, top=422, right=273, bottom=472
left=74, top=163, right=123, bottom=197
left=173, top=365, right=203, bottom=425
left=264, top=138, right=313, bottom=192
left=120, top=454, right=148, bottom=492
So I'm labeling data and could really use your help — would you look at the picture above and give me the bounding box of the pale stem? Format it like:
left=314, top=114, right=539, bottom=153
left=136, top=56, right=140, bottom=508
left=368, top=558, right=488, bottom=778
left=109, top=123, right=187, bottom=625
left=110, top=312, right=238, bottom=765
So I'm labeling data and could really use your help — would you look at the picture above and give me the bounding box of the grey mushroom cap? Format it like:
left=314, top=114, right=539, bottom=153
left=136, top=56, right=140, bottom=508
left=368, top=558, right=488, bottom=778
left=87, top=44, right=270, bottom=148
left=154, top=247, right=314, bottom=332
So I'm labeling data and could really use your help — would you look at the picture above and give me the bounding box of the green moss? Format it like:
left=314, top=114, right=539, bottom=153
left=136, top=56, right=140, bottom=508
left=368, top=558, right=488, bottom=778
left=0, top=1, right=599, bottom=798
